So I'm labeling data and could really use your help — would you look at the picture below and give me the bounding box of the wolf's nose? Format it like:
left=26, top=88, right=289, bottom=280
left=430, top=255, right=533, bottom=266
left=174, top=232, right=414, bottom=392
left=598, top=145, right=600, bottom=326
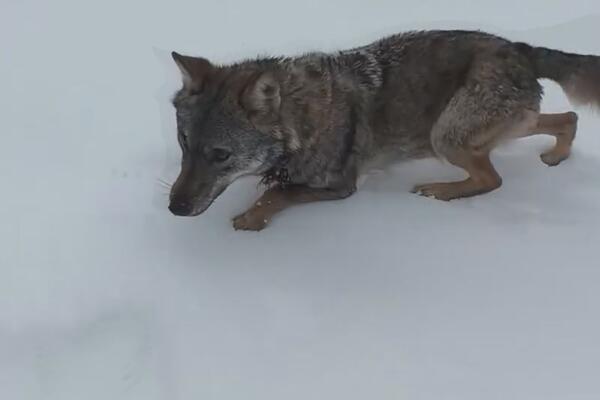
left=168, top=199, right=193, bottom=216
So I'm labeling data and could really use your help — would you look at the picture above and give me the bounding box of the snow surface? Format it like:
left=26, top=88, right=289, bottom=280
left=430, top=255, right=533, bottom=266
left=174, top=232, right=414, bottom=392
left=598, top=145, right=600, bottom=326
left=2, top=1, right=600, bottom=399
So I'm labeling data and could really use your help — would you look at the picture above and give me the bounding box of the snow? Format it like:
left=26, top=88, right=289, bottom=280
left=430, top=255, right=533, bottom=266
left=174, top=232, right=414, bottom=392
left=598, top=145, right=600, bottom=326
left=2, top=1, right=600, bottom=399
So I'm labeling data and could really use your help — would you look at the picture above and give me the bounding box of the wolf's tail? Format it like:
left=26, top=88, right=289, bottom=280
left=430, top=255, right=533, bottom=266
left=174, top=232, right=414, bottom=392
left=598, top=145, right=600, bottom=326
left=518, top=43, right=600, bottom=109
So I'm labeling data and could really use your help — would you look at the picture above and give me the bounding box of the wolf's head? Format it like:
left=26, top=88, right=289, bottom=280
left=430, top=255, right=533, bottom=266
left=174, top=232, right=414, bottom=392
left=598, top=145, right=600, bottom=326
left=168, top=52, right=285, bottom=216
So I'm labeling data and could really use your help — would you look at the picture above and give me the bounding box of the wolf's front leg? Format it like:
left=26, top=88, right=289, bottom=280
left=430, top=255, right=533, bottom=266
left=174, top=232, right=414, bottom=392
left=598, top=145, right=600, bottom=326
left=233, top=184, right=356, bottom=231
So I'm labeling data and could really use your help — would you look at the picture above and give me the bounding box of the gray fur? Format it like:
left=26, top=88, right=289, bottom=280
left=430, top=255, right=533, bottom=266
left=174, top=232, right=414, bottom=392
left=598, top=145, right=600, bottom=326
left=167, top=30, right=600, bottom=218
left=520, top=44, right=600, bottom=108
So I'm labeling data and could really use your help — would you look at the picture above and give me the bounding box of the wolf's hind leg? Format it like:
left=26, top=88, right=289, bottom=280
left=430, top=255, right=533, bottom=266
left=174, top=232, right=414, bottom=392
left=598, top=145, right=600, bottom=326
left=412, top=110, right=536, bottom=201
left=412, top=47, right=546, bottom=201
left=520, top=112, right=578, bottom=166
left=413, top=82, right=541, bottom=201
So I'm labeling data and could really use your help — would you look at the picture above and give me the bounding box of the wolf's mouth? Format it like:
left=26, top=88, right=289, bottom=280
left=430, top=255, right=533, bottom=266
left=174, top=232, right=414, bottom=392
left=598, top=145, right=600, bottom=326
left=188, top=201, right=212, bottom=217
left=183, top=185, right=228, bottom=217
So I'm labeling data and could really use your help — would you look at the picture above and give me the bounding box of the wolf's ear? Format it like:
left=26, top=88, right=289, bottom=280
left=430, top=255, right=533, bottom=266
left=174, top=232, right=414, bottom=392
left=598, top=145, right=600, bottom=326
left=243, top=72, right=281, bottom=115
left=171, top=52, right=212, bottom=90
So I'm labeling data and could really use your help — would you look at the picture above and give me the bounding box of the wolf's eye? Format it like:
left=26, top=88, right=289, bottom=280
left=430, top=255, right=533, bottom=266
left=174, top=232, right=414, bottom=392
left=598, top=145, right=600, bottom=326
left=211, top=148, right=231, bottom=163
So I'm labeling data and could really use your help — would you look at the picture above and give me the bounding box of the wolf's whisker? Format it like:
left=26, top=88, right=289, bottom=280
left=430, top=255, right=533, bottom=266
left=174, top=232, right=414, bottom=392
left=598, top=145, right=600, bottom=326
left=156, top=178, right=172, bottom=189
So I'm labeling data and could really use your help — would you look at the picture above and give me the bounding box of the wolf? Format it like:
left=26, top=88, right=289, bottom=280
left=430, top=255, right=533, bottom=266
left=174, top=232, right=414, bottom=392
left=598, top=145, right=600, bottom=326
left=167, top=30, right=600, bottom=230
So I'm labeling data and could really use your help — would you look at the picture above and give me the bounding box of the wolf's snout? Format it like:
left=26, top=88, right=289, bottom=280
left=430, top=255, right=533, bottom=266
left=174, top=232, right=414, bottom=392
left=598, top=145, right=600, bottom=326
left=168, top=198, right=194, bottom=216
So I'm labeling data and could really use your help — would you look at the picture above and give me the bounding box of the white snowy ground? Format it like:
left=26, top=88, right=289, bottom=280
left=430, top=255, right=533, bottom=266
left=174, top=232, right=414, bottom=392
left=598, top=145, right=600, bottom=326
left=2, top=1, right=600, bottom=399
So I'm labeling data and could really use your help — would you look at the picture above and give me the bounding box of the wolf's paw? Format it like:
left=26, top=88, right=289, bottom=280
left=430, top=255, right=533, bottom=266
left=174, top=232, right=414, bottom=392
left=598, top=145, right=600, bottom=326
left=232, top=211, right=269, bottom=231
left=540, top=150, right=569, bottom=167
left=411, top=183, right=457, bottom=201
